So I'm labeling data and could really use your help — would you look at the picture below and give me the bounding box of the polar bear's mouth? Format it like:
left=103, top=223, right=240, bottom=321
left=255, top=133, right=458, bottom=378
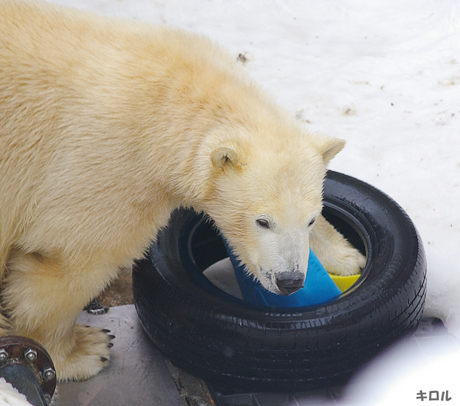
left=256, top=269, right=307, bottom=296
left=256, top=269, right=283, bottom=295
left=203, top=262, right=304, bottom=297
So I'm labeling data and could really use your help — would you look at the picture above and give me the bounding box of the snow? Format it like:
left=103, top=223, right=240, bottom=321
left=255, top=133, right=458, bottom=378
left=50, top=0, right=460, bottom=335
left=343, top=331, right=460, bottom=406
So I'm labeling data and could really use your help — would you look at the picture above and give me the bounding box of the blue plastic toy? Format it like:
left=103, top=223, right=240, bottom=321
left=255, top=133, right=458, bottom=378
left=224, top=241, right=342, bottom=307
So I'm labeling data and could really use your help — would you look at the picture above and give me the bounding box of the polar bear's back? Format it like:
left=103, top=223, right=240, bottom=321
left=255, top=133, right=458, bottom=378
left=0, top=0, right=264, bottom=270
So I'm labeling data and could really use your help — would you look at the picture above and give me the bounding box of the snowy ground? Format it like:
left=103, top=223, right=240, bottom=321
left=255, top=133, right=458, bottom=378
left=50, top=0, right=460, bottom=333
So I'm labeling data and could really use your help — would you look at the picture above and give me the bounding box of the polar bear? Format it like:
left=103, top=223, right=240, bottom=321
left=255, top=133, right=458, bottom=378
left=0, top=0, right=365, bottom=381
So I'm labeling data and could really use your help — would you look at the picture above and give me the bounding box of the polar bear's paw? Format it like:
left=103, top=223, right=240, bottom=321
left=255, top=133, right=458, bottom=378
left=310, top=215, right=366, bottom=276
left=321, top=244, right=366, bottom=276
left=51, top=324, right=114, bottom=382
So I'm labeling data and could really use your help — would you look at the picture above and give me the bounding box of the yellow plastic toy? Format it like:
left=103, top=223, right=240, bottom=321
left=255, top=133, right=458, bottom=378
left=328, top=273, right=360, bottom=292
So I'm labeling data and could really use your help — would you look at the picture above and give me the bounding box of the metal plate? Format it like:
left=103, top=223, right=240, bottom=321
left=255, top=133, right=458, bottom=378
left=56, top=305, right=183, bottom=406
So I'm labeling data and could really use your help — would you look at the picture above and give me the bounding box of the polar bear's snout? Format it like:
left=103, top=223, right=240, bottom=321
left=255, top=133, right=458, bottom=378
left=246, top=224, right=313, bottom=295
left=275, top=271, right=305, bottom=295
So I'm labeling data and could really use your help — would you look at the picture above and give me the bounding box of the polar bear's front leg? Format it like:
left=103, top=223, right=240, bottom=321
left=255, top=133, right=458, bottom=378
left=3, top=249, right=115, bottom=381
left=309, top=215, right=366, bottom=276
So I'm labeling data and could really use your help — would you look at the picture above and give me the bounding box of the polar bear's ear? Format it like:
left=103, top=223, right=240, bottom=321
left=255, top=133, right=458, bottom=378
left=319, top=137, right=345, bottom=164
left=211, top=147, right=244, bottom=172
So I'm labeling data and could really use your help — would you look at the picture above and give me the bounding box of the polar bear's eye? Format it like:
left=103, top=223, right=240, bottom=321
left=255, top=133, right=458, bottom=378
left=256, top=219, right=271, bottom=229
left=308, top=217, right=317, bottom=227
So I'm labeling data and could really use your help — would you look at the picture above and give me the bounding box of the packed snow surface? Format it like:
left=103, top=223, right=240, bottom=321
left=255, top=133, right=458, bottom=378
left=51, top=0, right=460, bottom=335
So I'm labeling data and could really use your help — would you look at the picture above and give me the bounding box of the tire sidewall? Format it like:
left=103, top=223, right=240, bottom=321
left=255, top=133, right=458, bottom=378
left=133, top=171, right=427, bottom=390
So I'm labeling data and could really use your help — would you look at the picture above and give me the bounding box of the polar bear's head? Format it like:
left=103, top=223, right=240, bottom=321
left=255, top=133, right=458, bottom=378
left=203, top=129, right=345, bottom=296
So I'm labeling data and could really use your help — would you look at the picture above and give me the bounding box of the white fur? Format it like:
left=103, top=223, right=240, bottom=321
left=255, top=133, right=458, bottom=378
left=0, top=0, right=364, bottom=381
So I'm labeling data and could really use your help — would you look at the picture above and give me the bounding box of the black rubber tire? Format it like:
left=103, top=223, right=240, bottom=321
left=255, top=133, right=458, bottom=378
left=133, top=171, right=427, bottom=392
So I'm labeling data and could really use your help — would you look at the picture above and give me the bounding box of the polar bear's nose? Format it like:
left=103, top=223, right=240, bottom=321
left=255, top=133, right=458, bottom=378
left=275, top=272, right=305, bottom=295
